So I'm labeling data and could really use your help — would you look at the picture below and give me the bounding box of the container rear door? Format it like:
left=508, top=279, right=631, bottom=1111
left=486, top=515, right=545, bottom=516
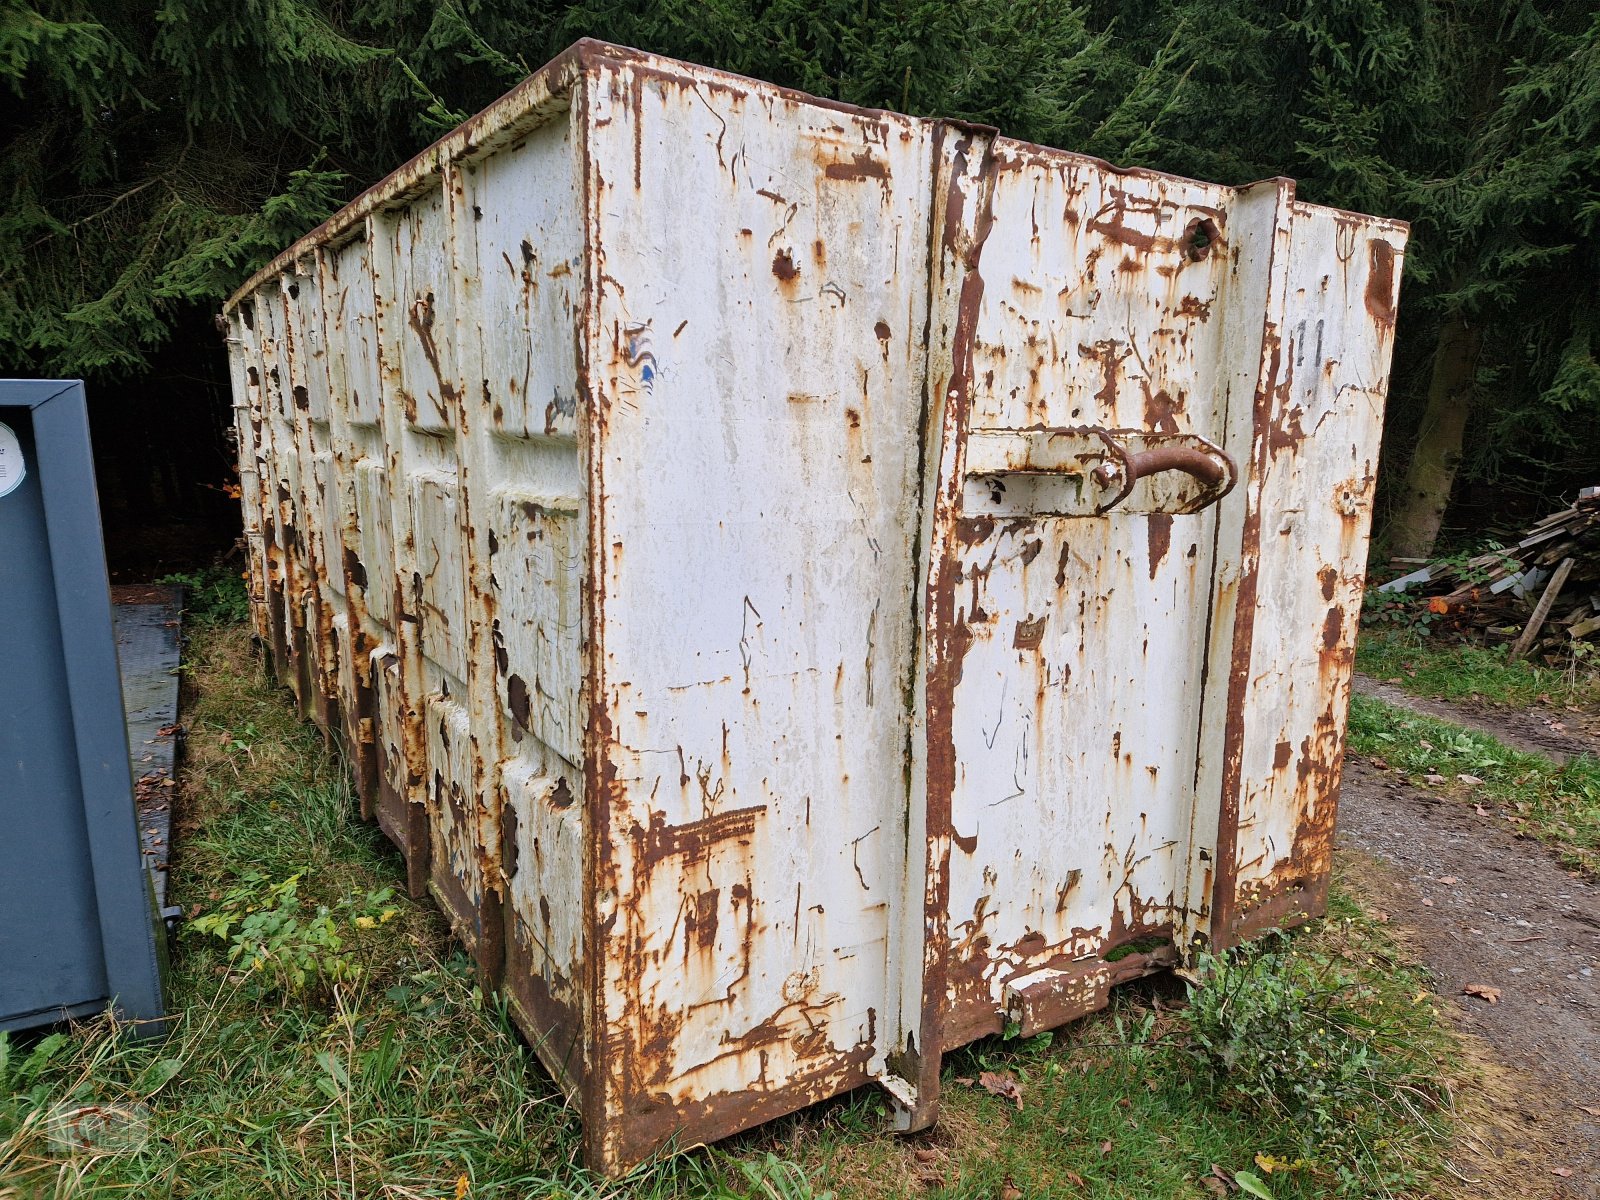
left=936, top=144, right=1263, bottom=1043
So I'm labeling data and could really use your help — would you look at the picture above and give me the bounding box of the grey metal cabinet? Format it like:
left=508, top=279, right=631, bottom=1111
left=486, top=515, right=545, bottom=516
left=0, top=380, right=166, bottom=1034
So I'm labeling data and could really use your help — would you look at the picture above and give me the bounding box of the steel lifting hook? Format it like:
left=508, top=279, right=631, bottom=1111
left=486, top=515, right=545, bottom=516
left=1090, top=446, right=1228, bottom=491
left=1084, top=434, right=1237, bottom=515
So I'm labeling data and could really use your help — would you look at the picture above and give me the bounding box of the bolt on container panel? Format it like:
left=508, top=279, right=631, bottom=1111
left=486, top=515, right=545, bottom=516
left=222, top=40, right=1406, bottom=1175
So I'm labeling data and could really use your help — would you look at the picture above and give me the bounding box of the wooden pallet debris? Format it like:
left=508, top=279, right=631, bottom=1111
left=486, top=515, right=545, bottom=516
left=1380, top=489, right=1600, bottom=656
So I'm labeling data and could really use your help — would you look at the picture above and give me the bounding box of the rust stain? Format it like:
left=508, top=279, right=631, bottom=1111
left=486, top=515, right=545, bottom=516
left=1318, top=565, right=1338, bottom=601
left=1321, top=604, right=1345, bottom=653
left=822, top=151, right=889, bottom=183
left=1142, top=386, right=1184, bottom=433
left=1364, top=238, right=1397, bottom=326
left=1012, top=615, right=1046, bottom=649
left=507, top=672, right=533, bottom=731
left=634, top=804, right=766, bottom=864
left=1146, top=514, right=1172, bottom=579
left=501, top=804, right=520, bottom=879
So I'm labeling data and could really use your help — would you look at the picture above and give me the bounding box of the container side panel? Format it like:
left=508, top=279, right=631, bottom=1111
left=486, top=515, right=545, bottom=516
left=369, top=204, right=446, bottom=898
left=280, top=266, right=346, bottom=732
left=317, top=238, right=392, bottom=811
left=226, top=313, right=271, bottom=646
left=353, top=459, right=397, bottom=630
left=393, top=191, right=459, bottom=434
left=425, top=694, right=479, bottom=899
left=458, top=109, right=589, bottom=1087
left=492, top=492, right=584, bottom=767
left=584, top=63, right=934, bottom=1167
left=255, top=287, right=316, bottom=705
left=290, top=270, right=334, bottom=426
left=474, top=116, right=586, bottom=441
left=370, top=649, right=414, bottom=849
left=409, top=471, right=469, bottom=683
left=323, top=237, right=384, bottom=428
left=1218, top=206, right=1403, bottom=940
left=942, top=142, right=1237, bottom=1041
left=500, top=755, right=587, bottom=1088
left=387, top=188, right=476, bottom=924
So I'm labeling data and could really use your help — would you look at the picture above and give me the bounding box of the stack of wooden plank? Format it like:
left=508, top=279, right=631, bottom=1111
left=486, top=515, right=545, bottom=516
left=1380, top=486, right=1600, bottom=656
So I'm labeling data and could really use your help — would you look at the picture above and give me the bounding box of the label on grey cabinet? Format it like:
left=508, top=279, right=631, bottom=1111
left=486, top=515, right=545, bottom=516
left=0, top=422, right=23, bottom=499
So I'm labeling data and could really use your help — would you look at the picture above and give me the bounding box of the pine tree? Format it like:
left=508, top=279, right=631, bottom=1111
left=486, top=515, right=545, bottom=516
left=3, top=0, right=1597, bottom=550
left=1079, top=0, right=1600, bottom=552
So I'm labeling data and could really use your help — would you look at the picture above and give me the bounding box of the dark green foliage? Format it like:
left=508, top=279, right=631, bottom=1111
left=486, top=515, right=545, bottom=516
left=2, top=1, right=1597, bottom=531
left=159, top=563, right=250, bottom=626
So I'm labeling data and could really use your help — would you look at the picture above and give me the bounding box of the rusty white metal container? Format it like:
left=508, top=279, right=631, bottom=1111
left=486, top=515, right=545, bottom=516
left=223, top=39, right=1406, bottom=1174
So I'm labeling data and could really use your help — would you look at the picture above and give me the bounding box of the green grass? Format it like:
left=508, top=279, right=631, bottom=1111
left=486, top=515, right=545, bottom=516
left=1356, top=628, right=1600, bottom=711
left=1348, top=692, right=1600, bottom=875
left=0, top=624, right=1482, bottom=1200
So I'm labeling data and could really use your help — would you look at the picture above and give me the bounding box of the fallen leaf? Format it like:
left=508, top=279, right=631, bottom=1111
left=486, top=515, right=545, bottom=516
left=915, top=1164, right=947, bottom=1196
left=1552, top=1167, right=1574, bottom=1178
left=1100, top=1140, right=1113, bottom=1155
left=1438, top=875, right=1458, bottom=885
left=979, top=1070, right=1024, bottom=1111
left=1421, top=897, right=1434, bottom=907
left=1064, top=1172, right=1086, bottom=1188
left=1575, top=1104, right=1600, bottom=1117
left=1233, top=1169, right=1276, bottom=1198
left=952, top=1076, right=975, bottom=1087
left=1371, top=756, right=1391, bottom=770
left=1428, top=597, right=1450, bottom=614
left=1456, top=774, right=1483, bottom=786
left=1424, top=773, right=1447, bottom=786
left=1475, top=804, right=1490, bottom=816
left=913, top=1148, right=941, bottom=1165
left=1463, top=983, right=1502, bottom=1004
left=999, top=1176, right=1023, bottom=1200
left=1254, top=1153, right=1302, bottom=1173
left=455, top=1174, right=470, bottom=1200
left=1200, top=1180, right=1228, bottom=1199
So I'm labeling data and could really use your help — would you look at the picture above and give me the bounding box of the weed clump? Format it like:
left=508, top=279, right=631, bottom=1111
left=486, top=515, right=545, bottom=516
left=158, top=563, right=251, bottom=627
left=1184, top=938, right=1449, bottom=1196
left=188, top=871, right=400, bottom=1001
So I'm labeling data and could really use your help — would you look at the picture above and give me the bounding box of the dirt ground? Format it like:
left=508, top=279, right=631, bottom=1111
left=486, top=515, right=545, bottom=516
left=1338, top=681, right=1599, bottom=1198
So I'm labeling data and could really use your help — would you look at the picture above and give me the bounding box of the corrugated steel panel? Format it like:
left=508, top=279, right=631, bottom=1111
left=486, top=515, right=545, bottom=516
left=222, top=39, right=1406, bottom=1174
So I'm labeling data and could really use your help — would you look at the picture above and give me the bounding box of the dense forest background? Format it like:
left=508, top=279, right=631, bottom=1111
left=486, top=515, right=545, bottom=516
left=3, top=0, right=1598, bottom=575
